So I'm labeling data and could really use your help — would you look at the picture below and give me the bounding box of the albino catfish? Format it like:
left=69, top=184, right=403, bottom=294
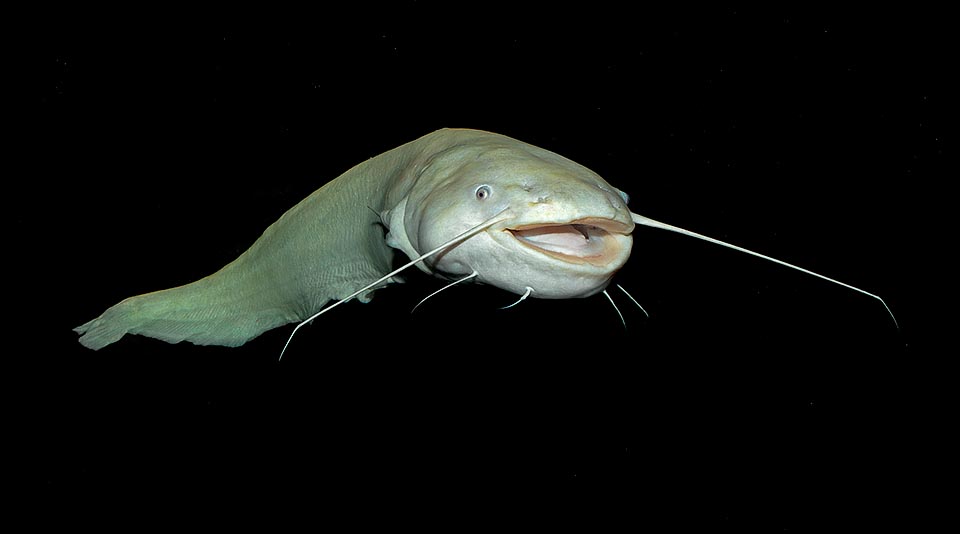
left=75, top=128, right=896, bottom=356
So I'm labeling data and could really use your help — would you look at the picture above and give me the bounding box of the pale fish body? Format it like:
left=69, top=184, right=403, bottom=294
left=76, top=129, right=635, bottom=349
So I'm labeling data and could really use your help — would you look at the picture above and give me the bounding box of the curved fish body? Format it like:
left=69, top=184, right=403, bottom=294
left=77, top=128, right=896, bottom=351
left=75, top=129, right=635, bottom=350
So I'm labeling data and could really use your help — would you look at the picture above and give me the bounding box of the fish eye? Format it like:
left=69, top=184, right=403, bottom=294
left=475, top=185, right=492, bottom=200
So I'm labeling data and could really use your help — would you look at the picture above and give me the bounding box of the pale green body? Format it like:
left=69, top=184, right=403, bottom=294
left=75, top=129, right=635, bottom=349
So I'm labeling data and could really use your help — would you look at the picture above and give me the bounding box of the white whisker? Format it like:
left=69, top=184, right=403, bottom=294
left=616, top=283, right=649, bottom=318
left=631, top=212, right=899, bottom=330
left=500, top=287, right=533, bottom=310
left=603, top=289, right=626, bottom=329
left=412, top=271, right=478, bottom=313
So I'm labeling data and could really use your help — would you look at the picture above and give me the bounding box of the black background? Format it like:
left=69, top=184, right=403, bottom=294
left=15, top=4, right=948, bottom=529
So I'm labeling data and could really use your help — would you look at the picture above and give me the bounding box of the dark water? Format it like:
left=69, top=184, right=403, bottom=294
left=15, top=5, right=943, bottom=530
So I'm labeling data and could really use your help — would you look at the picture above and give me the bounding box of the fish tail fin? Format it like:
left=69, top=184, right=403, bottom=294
left=74, top=303, right=133, bottom=350
left=74, top=275, right=299, bottom=350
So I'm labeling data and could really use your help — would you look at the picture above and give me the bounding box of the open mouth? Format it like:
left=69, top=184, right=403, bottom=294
left=506, top=218, right=630, bottom=265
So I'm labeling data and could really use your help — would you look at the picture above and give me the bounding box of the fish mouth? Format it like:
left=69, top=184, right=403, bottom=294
left=505, top=217, right=633, bottom=266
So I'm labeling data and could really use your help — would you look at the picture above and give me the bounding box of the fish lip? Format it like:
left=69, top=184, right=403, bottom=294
left=505, top=216, right=634, bottom=235
left=501, top=217, right=633, bottom=266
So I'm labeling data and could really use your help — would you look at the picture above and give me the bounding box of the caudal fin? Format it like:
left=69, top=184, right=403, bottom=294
left=74, top=302, right=134, bottom=350
left=75, top=278, right=299, bottom=350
